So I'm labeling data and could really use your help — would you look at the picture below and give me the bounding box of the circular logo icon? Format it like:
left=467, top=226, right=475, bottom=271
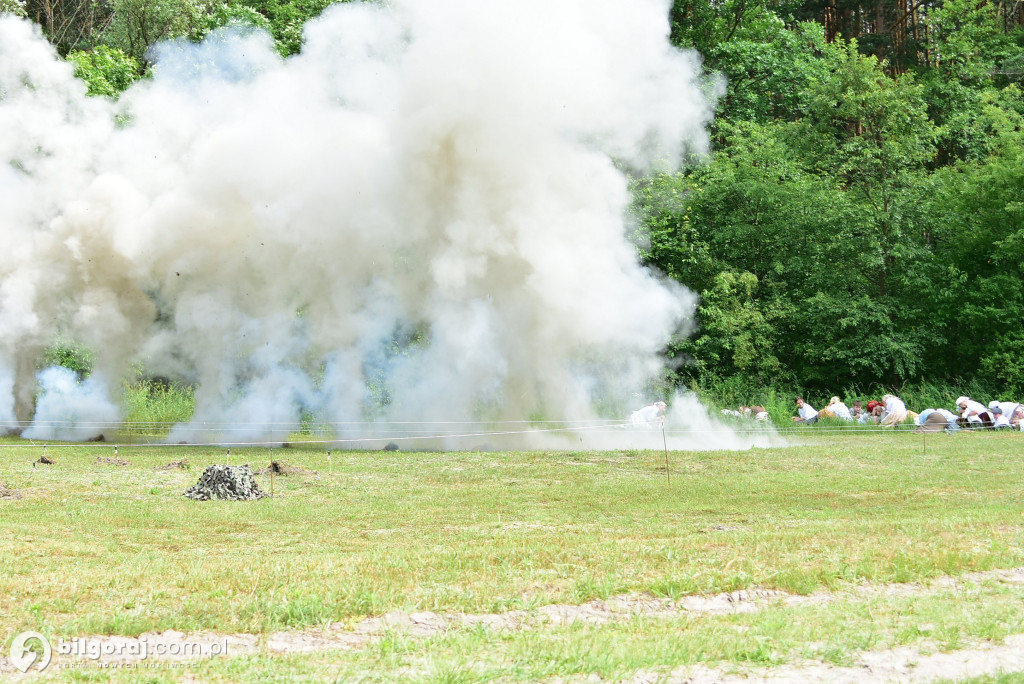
left=9, top=631, right=52, bottom=673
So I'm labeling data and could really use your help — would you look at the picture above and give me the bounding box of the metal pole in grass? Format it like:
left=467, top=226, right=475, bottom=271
left=662, top=420, right=670, bottom=484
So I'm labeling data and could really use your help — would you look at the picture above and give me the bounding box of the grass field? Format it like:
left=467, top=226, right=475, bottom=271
left=2, top=430, right=1024, bottom=682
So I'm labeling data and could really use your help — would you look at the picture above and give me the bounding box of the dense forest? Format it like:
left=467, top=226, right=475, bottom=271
left=4, top=0, right=1023, bottom=404
left=645, top=0, right=1024, bottom=403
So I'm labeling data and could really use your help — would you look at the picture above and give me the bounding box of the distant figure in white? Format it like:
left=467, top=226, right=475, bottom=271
left=741, top=405, right=770, bottom=421
left=824, top=396, right=853, bottom=421
left=878, top=394, right=908, bottom=427
left=631, top=401, right=667, bottom=429
left=988, top=400, right=1023, bottom=429
left=793, top=397, right=818, bottom=424
left=956, top=396, right=994, bottom=428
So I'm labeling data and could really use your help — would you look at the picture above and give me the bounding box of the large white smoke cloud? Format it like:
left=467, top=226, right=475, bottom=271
left=0, top=1, right=773, bottom=449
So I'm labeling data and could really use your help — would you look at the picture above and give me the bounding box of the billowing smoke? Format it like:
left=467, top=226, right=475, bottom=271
left=0, top=2, right=772, bottom=448
left=22, top=367, right=121, bottom=441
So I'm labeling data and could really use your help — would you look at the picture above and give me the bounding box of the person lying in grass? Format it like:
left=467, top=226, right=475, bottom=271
left=793, top=397, right=818, bottom=424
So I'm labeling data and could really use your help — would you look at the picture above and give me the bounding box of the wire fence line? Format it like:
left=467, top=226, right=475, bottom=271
left=0, top=417, right=1015, bottom=450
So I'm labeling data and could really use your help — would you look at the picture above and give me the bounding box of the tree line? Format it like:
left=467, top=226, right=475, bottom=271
left=3, top=0, right=1023, bottom=401
left=640, top=0, right=1024, bottom=400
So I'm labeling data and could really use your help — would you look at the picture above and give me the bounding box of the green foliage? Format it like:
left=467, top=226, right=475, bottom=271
left=927, top=0, right=1014, bottom=84
left=685, top=271, right=785, bottom=385
left=93, top=0, right=347, bottom=65
left=0, top=0, right=27, bottom=17
left=799, top=41, right=936, bottom=187
left=631, top=170, right=716, bottom=287
left=919, top=124, right=1024, bottom=385
left=635, top=22, right=1022, bottom=396
left=99, top=0, right=219, bottom=63
left=200, top=2, right=273, bottom=38
left=231, top=0, right=341, bottom=56
left=122, top=379, right=197, bottom=424
left=66, top=46, right=141, bottom=97
left=710, top=21, right=838, bottom=124
left=979, top=332, right=1024, bottom=396
left=669, top=0, right=803, bottom=56
left=42, top=340, right=94, bottom=379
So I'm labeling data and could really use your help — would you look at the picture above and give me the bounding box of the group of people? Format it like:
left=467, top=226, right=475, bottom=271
left=633, top=394, right=1024, bottom=433
left=918, top=397, right=1024, bottom=431
left=792, top=394, right=1024, bottom=431
left=794, top=394, right=907, bottom=426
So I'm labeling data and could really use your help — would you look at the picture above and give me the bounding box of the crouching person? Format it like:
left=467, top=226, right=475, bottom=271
left=878, top=394, right=908, bottom=427
left=956, top=396, right=994, bottom=428
left=825, top=396, right=853, bottom=421
left=915, top=408, right=959, bottom=432
left=989, top=401, right=1022, bottom=430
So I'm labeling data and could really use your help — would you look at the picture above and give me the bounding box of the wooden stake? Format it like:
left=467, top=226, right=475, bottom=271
left=662, top=421, right=670, bottom=484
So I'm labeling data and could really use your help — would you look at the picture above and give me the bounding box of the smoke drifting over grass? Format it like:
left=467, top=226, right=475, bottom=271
left=0, top=1, right=768, bottom=448
left=22, top=367, right=121, bottom=441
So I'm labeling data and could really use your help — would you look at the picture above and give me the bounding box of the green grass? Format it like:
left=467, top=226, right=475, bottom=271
left=121, top=381, right=196, bottom=437
left=32, top=578, right=1024, bottom=682
left=241, top=583, right=1024, bottom=681
left=2, top=431, right=1024, bottom=681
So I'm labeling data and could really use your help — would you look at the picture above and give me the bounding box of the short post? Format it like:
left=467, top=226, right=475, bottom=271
left=662, top=421, right=670, bottom=484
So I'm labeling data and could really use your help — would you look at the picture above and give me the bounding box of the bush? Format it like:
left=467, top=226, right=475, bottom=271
left=0, top=0, right=27, bottom=17
left=66, top=46, right=140, bottom=97
left=42, top=341, right=94, bottom=379
left=123, top=379, right=196, bottom=425
left=979, top=332, right=1024, bottom=397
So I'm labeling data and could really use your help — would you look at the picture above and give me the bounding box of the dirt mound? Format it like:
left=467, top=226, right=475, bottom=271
left=35, top=455, right=55, bottom=465
left=96, top=456, right=130, bottom=466
left=184, top=465, right=268, bottom=501
left=0, top=483, right=22, bottom=500
left=259, top=460, right=317, bottom=477
left=155, top=459, right=189, bottom=470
